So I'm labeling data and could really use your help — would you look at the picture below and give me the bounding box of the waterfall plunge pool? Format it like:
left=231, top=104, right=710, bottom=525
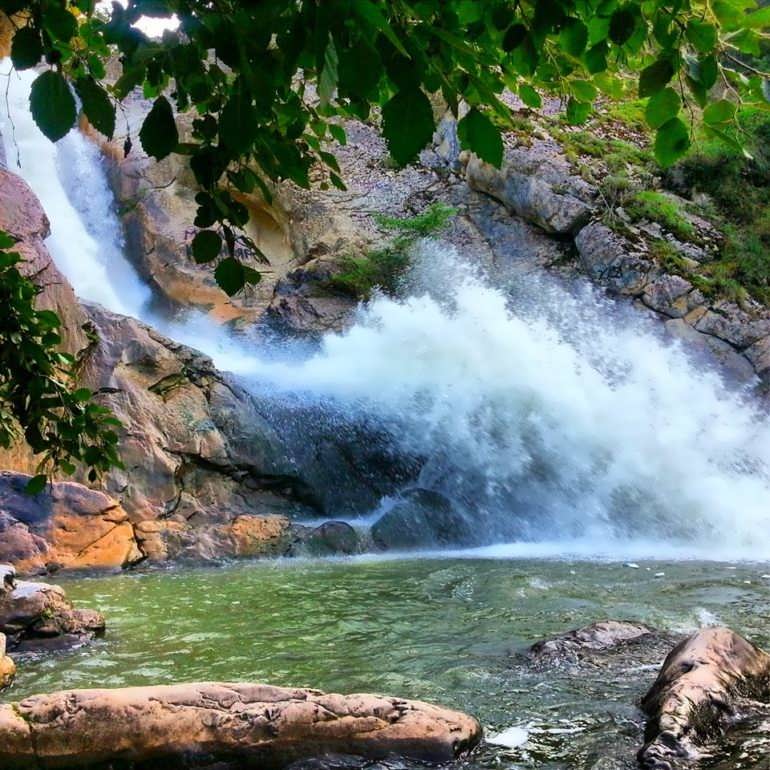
left=11, top=556, right=770, bottom=770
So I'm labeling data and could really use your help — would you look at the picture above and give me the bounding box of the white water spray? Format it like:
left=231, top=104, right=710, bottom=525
left=239, top=247, right=770, bottom=554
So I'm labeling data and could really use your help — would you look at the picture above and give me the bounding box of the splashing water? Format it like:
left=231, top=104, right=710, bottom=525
left=239, top=246, right=770, bottom=555
left=3, top=62, right=770, bottom=558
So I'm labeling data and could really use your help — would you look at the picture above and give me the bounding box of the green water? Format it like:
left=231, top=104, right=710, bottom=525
left=10, top=556, right=770, bottom=770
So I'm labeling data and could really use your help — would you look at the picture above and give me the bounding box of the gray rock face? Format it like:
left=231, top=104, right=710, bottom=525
left=371, top=489, right=476, bottom=550
left=466, top=156, right=592, bottom=235
left=297, top=521, right=361, bottom=556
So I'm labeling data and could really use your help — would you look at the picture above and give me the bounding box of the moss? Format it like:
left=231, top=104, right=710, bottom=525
left=328, top=203, right=457, bottom=299
left=625, top=190, right=698, bottom=243
left=648, top=239, right=691, bottom=274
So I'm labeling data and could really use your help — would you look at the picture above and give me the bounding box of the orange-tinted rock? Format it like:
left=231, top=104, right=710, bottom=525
left=0, top=633, right=15, bottom=689
left=230, top=514, right=293, bottom=557
left=0, top=682, right=481, bottom=769
left=0, top=472, right=143, bottom=573
left=639, top=627, right=770, bottom=769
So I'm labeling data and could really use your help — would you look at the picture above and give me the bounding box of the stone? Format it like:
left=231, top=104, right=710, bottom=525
left=527, top=620, right=658, bottom=667
left=642, top=275, right=693, bottom=318
left=639, top=627, right=770, bottom=769
left=465, top=155, right=592, bottom=235
left=371, top=489, right=476, bottom=550
left=0, top=633, right=15, bottom=690
left=0, top=682, right=482, bottom=769
left=0, top=572, right=105, bottom=652
left=0, top=472, right=143, bottom=573
left=298, top=521, right=360, bottom=556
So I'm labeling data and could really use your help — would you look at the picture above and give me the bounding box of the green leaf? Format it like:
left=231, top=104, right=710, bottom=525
left=744, top=6, right=770, bottom=28
left=609, top=7, right=637, bottom=46
left=703, top=99, right=737, bottom=125
left=139, top=96, right=178, bottom=161
left=75, top=77, right=115, bottom=139
left=215, top=257, right=246, bottom=296
left=566, top=98, right=592, bottom=124
left=29, top=70, right=76, bottom=142
left=192, top=230, right=222, bottom=263
left=11, top=26, right=43, bottom=70
left=639, top=58, right=675, bottom=97
left=686, top=21, right=717, bottom=53
left=654, top=117, right=691, bottom=167
left=25, top=474, right=48, bottom=496
left=43, top=3, right=77, bottom=42
left=353, top=0, right=410, bottom=58
left=219, top=84, right=257, bottom=155
left=318, top=33, right=339, bottom=108
left=502, top=24, right=527, bottom=51
left=457, top=108, right=503, bottom=167
left=329, top=123, right=347, bottom=145
left=382, top=87, right=434, bottom=166
left=645, top=87, right=681, bottom=130
left=559, top=19, right=589, bottom=57
left=570, top=79, right=597, bottom=103
left=584, top=42, right=608, bottom=74
left=518, top=84, right=541, bottom=108
left=72, top=388, right=92, bottom=401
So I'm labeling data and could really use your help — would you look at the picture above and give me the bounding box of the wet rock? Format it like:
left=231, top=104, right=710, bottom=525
left=371, top=489, right=475, bottom=550
left=297, top=521, right=361, bottom=557
left=0, top=682, right=482, bottom=769
left=0, top=472, right=143, bottom=574
left=642, top=275, right=693, bottom=318
left=0, top=569, right=104, bottom=652
left=639, top=627, right=770, bottom=769
left=527, top=620, right=659, bottom=667
left=465, top=155, right=591, bottom=235
left=0, top=633, right=15, bottom=689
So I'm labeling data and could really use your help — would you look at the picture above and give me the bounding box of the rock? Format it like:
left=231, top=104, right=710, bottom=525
left=642, top=275, right=693, bottom=318
left=0, top=472, right=143, bottom=573
left=0, top=682, right=482, bottom=769
left=0, top=572, right=105, bottom=652
left=527, top=620, right=658, bottom=667
left=371, top=489, right=475, bottom=550
left=465, top=155, right=592, bottom=235
left=574, top=222, right=651, bottom=296
left=639, top=627, right=770, bottom=769
left=298, top=521, right=361, bottom=556
left=0, top=633, right=15, bottom=690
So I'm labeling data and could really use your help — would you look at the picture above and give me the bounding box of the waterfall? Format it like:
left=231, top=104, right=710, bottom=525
left=3, top=61, right=770, bottom=558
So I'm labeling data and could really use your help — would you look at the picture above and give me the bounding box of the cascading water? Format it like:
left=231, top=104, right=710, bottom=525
left=3, top=61, right=770, bottom=559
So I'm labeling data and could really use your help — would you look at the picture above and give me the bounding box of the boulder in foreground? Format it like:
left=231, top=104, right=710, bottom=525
left=639, top=626, right=770, bottom=769
left=0, top=682, right=482, bottom=769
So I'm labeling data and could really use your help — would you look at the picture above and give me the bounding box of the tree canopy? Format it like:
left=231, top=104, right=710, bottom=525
left=2, top=0, right=769, bottom=298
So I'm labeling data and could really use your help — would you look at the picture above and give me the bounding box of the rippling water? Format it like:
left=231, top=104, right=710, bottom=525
left=11, top=557, right=770, bottom=770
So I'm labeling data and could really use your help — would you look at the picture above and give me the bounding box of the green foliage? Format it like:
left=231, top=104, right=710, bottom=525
left=3, top=0, right=768, bottom=297
left=625, top=190, right=698, bottom=242
left=329, top=203, right=456, bottom=299
left=0, top=232, right=123, bottom=492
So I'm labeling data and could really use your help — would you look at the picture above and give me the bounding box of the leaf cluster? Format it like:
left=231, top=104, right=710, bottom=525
left=2, top=0, right=768, bottom=297
left=0, top=231, right=123, bottom=493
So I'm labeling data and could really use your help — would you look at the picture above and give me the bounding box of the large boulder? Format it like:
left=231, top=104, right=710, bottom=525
left=639, top=627, right=770, bottom=769
left=371, top=489, right=476, bottom=550
left=0, top=566, right=104, bottom=652
left=0, top=682, right=482, bottom=769
left=465, top=155, right=592, bottom=235
left=0, top=472, right=142, bottom=573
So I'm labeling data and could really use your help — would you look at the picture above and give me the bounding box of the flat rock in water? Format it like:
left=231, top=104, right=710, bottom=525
left=0, top=682, right=482, bottom=769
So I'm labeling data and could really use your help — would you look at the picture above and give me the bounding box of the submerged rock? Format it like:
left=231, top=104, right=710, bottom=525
left=0, top=564, right=104, bottom=653
left=371, top=489, right=476, bottom=551
left=639, top=627, right=770, bottom=769
left=526, top=620, right=661, bottom=667
left=0, top=682, right=482, bottom=769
